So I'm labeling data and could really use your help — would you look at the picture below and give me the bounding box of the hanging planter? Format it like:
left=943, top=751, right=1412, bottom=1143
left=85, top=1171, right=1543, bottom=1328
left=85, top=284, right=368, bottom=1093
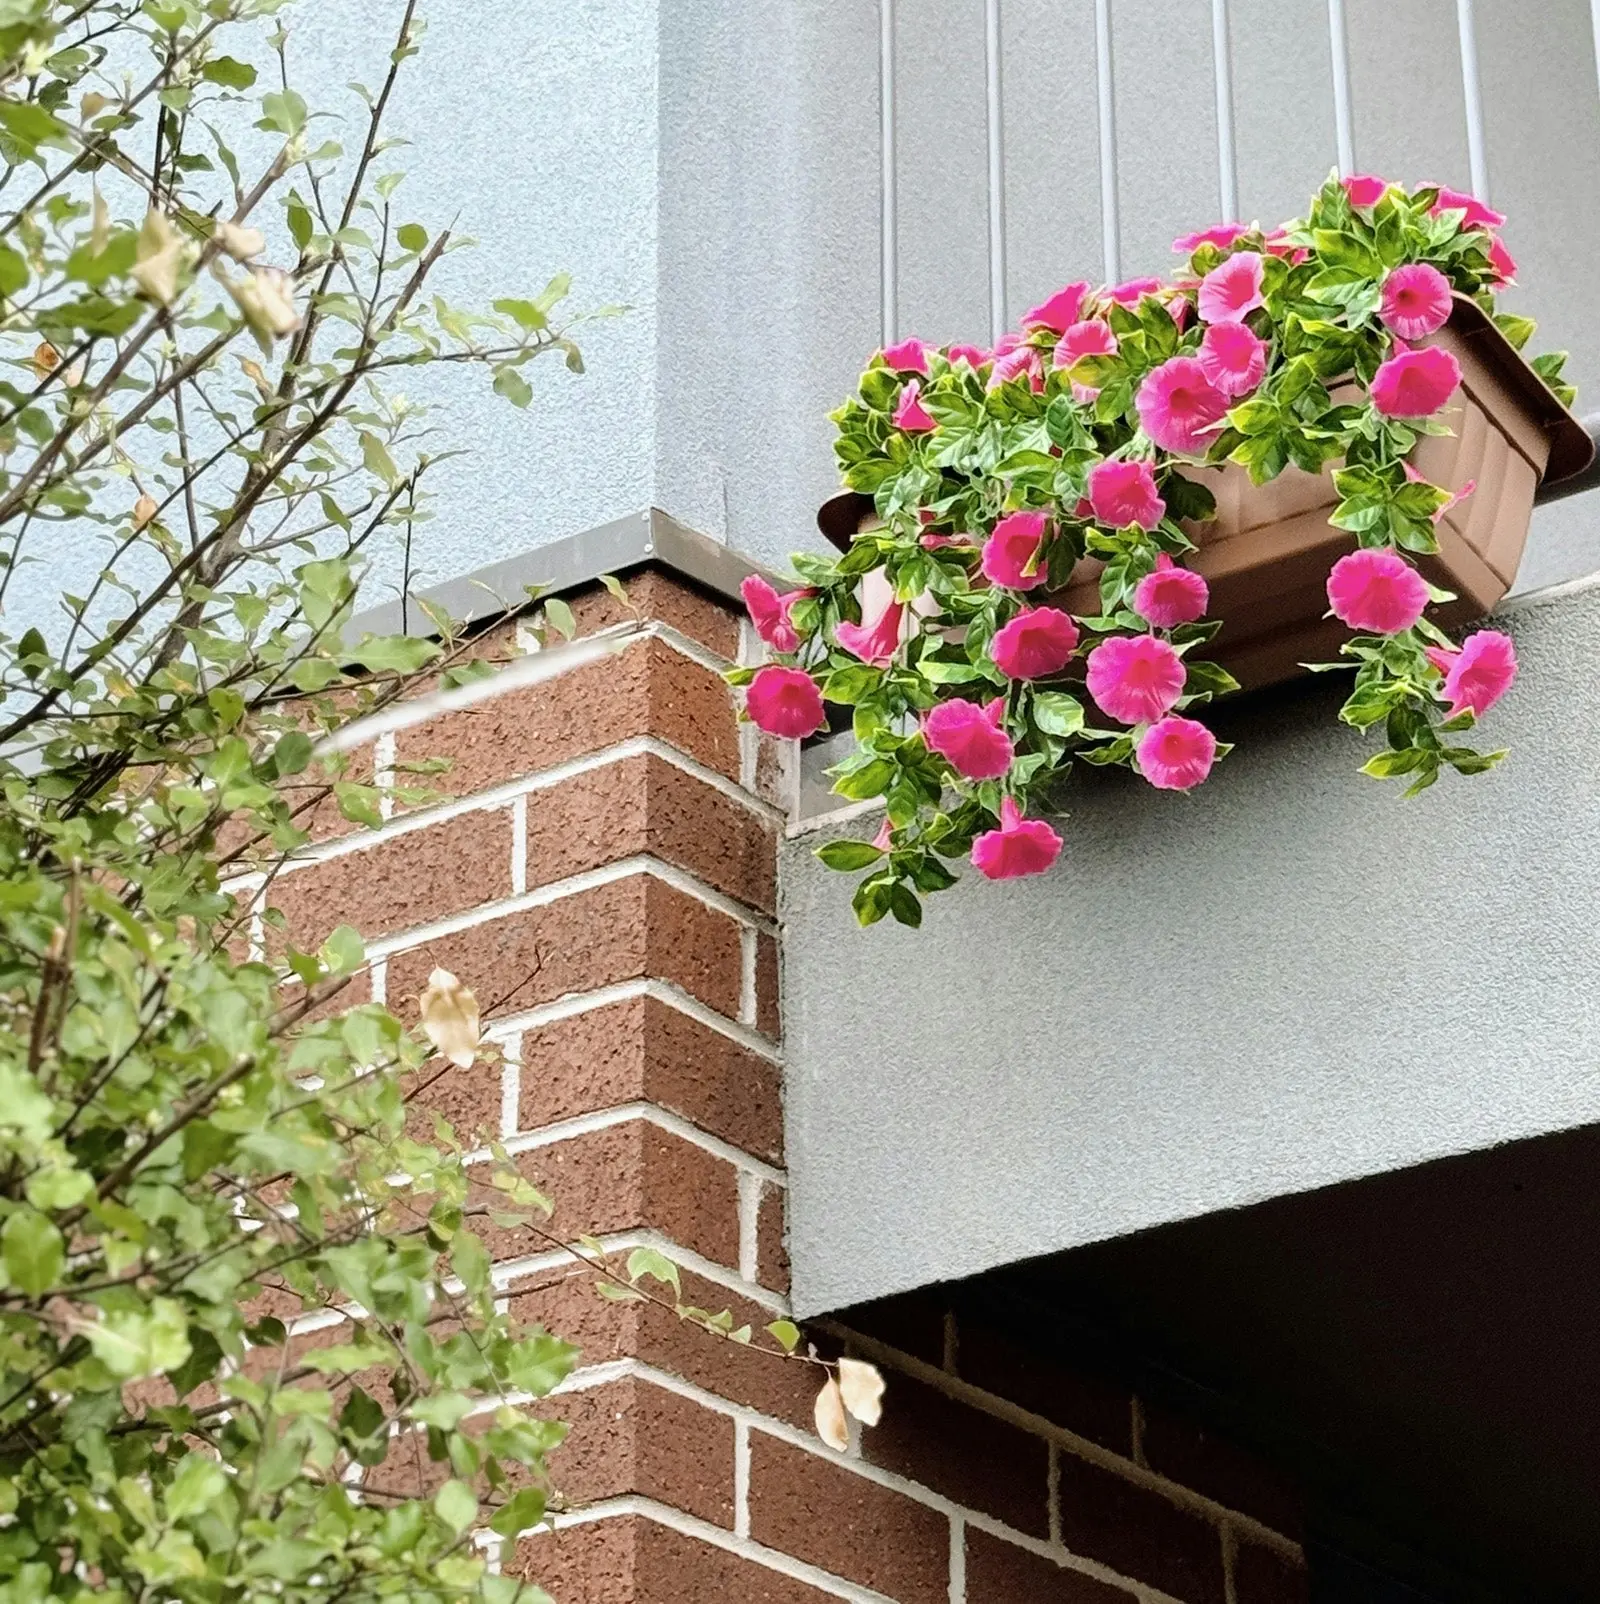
left=731, top=177, right=1593, bottom=927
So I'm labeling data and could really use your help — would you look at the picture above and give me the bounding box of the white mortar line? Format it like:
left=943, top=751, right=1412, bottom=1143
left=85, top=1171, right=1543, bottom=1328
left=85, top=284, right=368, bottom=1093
left=651, top=620, right=734, bottom=675
left=1327, top=0, right=1355, bottom=174
left=362, top=853, right=774, bottom=964
left=1210, top=0, right=1238, bottom=223
left=489, top=1228, right=790, bottom=1314
left=949, top=1515, right=967, bottom=1604
left=374, top=729, right=396, bottom=821
left=737, top=1172, right=764, bottom=1282
left=484, top=976, right=781, bottom=1066
left=1456, top=0, right=1489, bottom=203
left=880, top=0, right=898, bottom=346
left=538, top=1495, right=898, bottom=1603
left=822, top=1324, right=1305, bottom=1561
left=1094, top=0, right=1120, bottom=284
left=369, top=954, right=386, bottom=1008
left=487, top=1100, right=786, bottom=1189
left=509, top=794, right=527, bottom=895
left=983, top=0, right=1007, bottom=344
left=734, top=1418, right=752, bottom=1539
left=739, top=927, right=758, bottom=1026
left=498, top=1030, right=522, bottom=1138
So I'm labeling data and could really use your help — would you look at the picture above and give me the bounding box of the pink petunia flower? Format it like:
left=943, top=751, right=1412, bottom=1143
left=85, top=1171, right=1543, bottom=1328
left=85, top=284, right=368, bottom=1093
left=1022, top=281, right=1091, bottom=333
left=1325, top=547, right=1429, bottom=633
left=1088, top=459, right=1166, bottom=531
left=1342, top=174, right=1390, bottom=208
left=871, top=816, right=894, bottom=852
left=1197, top=320, right=1267, bottom=396
left=1052, top=318, right=1119, bottom=371
left=990, top=606, right=1080, bottom=679
left=1197, top=250, right=1266, bottom=324
left=745, top=665, right=826, bottom=738
left=1086, top=634, right=1187, bottom=725
left=1487, top=237, right=1517, bottom=287
left=923, top=696, right=1014, bottom=780
left=1165, top=291, right=1193, bottom=329
left=740, top=573, right=810, bottom=655
left=1428, top=185, right=1506, bottom=232
left=1429, top=629, right=1517, bottom=719
left=1137, top=715, right=1218, bottom=790
left=987, top=343, right=1045, bottom=392
left=1369, top=345, right=1461, bottom=418
left=1136, top=357, right=1231, bottom=455
left=835, top=595, right=905, bottom=666
left=981, top=510, right=1050, bottom=590
left=920, top=530, right=976, bottom=550
left=1102, top=276, right=1165, bottom=307
left=947, top=342, right=989, bottom=368
left=1133, top=554, right=1210, bottom=628
left=1174, top=223, right=1251, bottom=255
left=1262, top=228, right=1310, bottom=266
left=970, top=796, right=1063, bottom=880
left=882, top=337, right=931, bottom=373
left=892, top=378, right=937, bottom=432
left=1379, top=263, right=1453, bottom=340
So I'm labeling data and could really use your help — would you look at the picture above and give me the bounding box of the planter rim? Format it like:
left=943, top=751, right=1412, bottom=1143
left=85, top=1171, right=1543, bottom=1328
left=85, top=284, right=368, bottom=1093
left=815, top=293, right=1595, bottom=550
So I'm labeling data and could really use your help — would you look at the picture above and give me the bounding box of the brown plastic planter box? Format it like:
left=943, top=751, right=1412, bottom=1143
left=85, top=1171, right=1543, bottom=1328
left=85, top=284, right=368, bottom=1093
left=819, top=296, right=1592, bottom=691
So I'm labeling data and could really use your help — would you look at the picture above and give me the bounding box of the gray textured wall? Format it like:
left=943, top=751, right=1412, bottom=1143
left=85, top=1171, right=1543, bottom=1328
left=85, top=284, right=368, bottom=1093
left=780, top=576, right=1600, bottom=1317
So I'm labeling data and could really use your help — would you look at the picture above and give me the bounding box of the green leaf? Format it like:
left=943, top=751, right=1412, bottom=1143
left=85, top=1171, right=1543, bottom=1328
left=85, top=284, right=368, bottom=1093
left=815, top=838, right=885, bottom=871
left=625, top=1247, right=681, bottom=1295
left=544, top=596, right=575, bottom=639
left=200, top=56, right=257, bottom=88
left=493, top=365, right=533, bottom=408
left=489, top=1487, right=547, bottom=1537
left=493, top=297, right=547, bottom=331
left=166, top=1456, right=227, bottom=1520
left=1032, top=692, right=1085, bottom=737
left=397, top=222, right=428, bottom=253
left=360, top=431, right=401, bottom=489
left=2, top=1209, right=64, bottom=1296
left=433, top=1479, right=477, bottom=1535
left=766, top=1319, right=803, bottom=1353
left=0, top=243, right=26, bottom=298
left=287, top=198, right=314, bottom=250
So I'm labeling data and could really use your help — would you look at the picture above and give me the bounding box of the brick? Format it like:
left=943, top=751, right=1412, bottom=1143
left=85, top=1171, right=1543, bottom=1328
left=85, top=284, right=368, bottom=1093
left=1138, top=1401, right=1303, bottom=1538
left=955, top=1320, right=1131, bottom=1455
left=747, top=1431, right=950, bottom=1604
left=267, top=806, right=512, bottom=949
left=859, top=1370, right=1050, bottom=1538
left=506, top=1259, right=823, bottom=1433
left=757, top=1182, right=789, bottom=1293
left=394, top=636, right=739, bottom=796
left=385, top=875, right=743, bottom=1025
left=1233, top=1541, right=1310, bottom=1604
left=965, top=1529, right=1137, bottom=1603
left=1054, top=1453, right=1227, bottom=1604
left=755, top=931, right=780, bottom=1039
left=752, top=729, right=791, bottom=810
left=518, top=995, right=783, bottom=1163
left=524, top=753, right=776, bottom=913
left=565, top=569, right=743, bottom=661
left=480, top=1120, right=741, bottom=1271
left=545, top=1376, right=734, bottom=1526
left=513, top=1514, right=842, bottom=1604
left=401, top=1051, right=504, bottom=1145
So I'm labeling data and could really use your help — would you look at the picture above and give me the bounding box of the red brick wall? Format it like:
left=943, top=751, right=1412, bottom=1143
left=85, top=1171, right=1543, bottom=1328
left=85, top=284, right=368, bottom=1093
left=244, top=567, right=1309, bottom=1604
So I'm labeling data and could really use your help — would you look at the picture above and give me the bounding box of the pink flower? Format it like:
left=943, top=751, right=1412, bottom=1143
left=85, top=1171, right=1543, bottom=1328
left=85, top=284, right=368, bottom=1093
left=1165, top=292, right=1193, bottom=329
left=1052, top=318, right=1119, bottom=370
left=947, top=342, right=989, bottom=368
left=835, top=595, right=905, bottom=666
left=871, top=816, right=894, bottom=852
left=1103, top=276, right=1164, bottom=307
left=1173, top=223, right=1250, bottom=254
left=883, top=337, right=931, bottom=373
left=741, top=573, right=809, bottom=654
left=1133, top=554, right=1210, bottom=628
left=1342, top=174, right=1390, bottom=208
left=1136, top=357, right=1231, bottom=455
left=1088, top=459, right=1165, bottom=531
left=1197, top=251, right=1266, bottom=324
left=1430, top=629, right=1517, bottom=719
left=1487, top=237, right=1517, bottom=287
left=1369, top=345, right=1461, bottom=418
left=746, top=666, right=825, bottom=738
left=892, top=379, right=937, bottom=432
left=987, top=344, right=1044, bottom=392
left=920, top=530, right=975, bottom=550
left=981, top=510, right=1050, bottom=590
left=1429, top=185, right=1505, bottom=232
left=1086, top=634, right=1187, bottom=725
left=1137, top=715, right=1218, bottom=790
left=1022, top=281, right=1090, bottom=333
left=1197, top=320, right=1267, bottom=396
left=1325, top=547, right=1429, bottom=633
left=990, top=607, right=1080, bottom=679
left=1262, top=229, right=1310, bottom=265
left=1379, top=263, right=1453, bottom=340
left=970, top=796, right=1062, bottom=880
left=923, top=696, right=1014, bottom=780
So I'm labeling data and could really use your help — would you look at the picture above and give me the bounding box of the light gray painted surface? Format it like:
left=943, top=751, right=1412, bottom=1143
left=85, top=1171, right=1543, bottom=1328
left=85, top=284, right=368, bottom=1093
left=781, top=574, right=1600, bottom=1317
